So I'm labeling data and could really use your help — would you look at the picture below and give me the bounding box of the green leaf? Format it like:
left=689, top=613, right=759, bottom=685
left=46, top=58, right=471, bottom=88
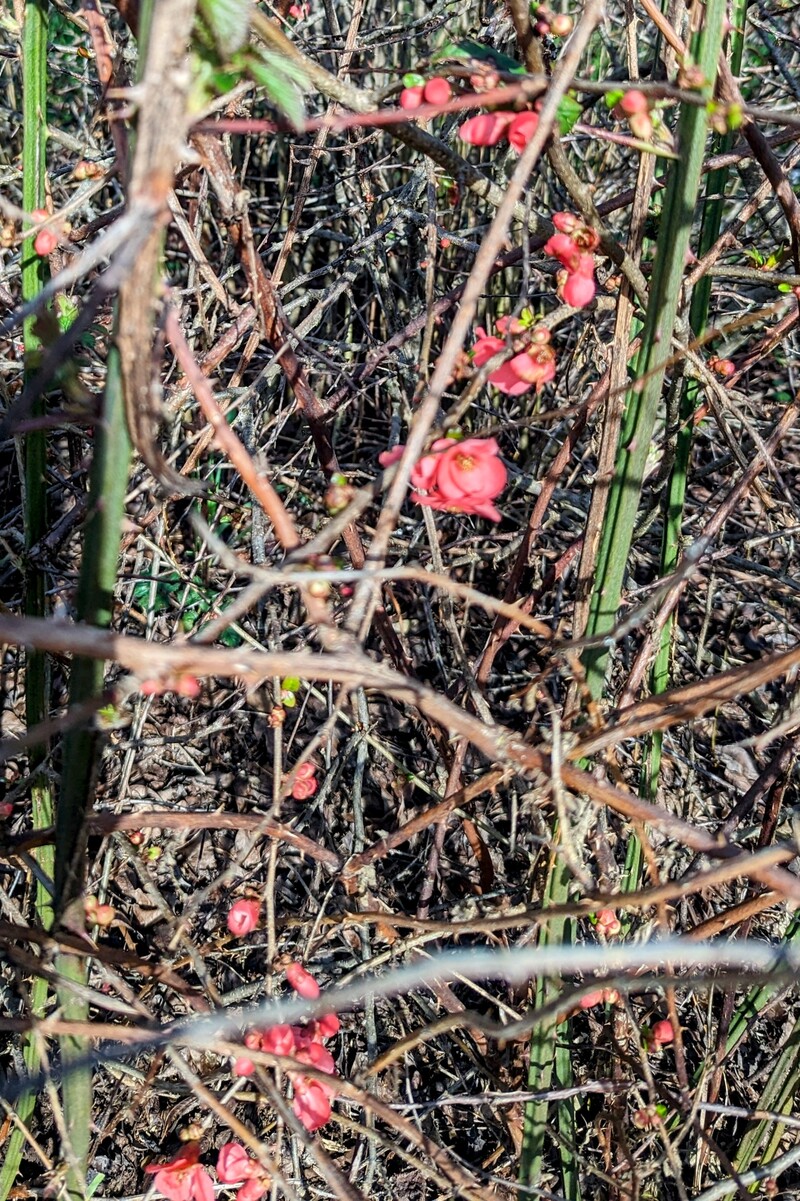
left=198, top=0, right=253, bottom=56
left=248, top=49, right=307, bottom=129
left=435, top=39, right=525, bottom=74
left=219, top=628, right=243, bottom=647
left=557, top=93, right=582, bottom=135
left=402, top=72, right=425, bottom=88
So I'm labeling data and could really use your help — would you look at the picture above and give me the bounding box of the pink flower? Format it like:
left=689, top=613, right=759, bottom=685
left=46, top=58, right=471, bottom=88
left=291, top=772, right=317, bottom=800
left=594, top=908, right=621, bottom=938
left=400, top=85, right=424, bottom=110
left=31, top=209, right=60, bottom=257
left=619, top=89, right=649, bottom=115
left=287, top=3, right=308, bottom=17
left=216, top=1144, right=268, bottom=1201
left=292, top=1077, right=333, bottom=1131
left=285, top=961, right=321, bottom=999
left=651, top=1019, right=675, bottom=1046
left=227, top=899, right=260, bottom=936
left=233, top=1056, right=255, bottom=1076
left=312, top=1013, right=340, bottom=1039
left=260, top=1024, right=297, bottom=1056
left=471, top=327, right=535, bottom=396
left=552, top=212, right=600, bottom=252
left=544, top=231, right=583, bottom=273
left=144, top=1143, right=214, bottom=1201
left=507, top=110, right=539, bottom=151
left=459, top=112, right=514, bottom=146
left=421, top=437, right=507, bottom=522
left=508, top=345, right=557, bottom=391
left=423, top=77, right=452, bottom=105
left=560, top=267, right=596, bottom=308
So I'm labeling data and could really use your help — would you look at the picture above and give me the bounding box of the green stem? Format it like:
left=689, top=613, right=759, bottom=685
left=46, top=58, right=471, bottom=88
left=581, top=0, right=728, bottom=698
left=1, top=6, right=53, bottom=1200
left=644, top=0, right=748, bottom=796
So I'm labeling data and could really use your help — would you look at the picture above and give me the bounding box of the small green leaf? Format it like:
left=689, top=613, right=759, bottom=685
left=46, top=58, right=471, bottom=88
left=605, top=89, right=623, bottom=109
left=402, top=72, right=425, bottom=88
left=557, top=93, right=582, bottom=135
left=198, top=0, right=253, bottom=56
left=248, top=48, right=307, bottom=129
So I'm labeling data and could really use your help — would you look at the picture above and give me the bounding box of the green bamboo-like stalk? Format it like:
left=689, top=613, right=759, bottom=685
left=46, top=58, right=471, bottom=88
left=519, top=852, right=579, bottom=1197
left=581, top=0, right=727, bottom=698
left=0, top=6, right=52, bottom=1199
left=645, top=1, right=748, bottom=796
left=54, top=343, right=131, bottom=1200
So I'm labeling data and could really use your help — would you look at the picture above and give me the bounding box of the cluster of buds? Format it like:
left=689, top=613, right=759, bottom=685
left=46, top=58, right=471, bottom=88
left=544, top=212, right=599, bottom=308
left=291, top=761, right=318, bottom=800
left=532, top=5, right=574, bottom=36
left=459, top=108, right=540, bottom=151
left=233, top=962, right=340, bottom=1132
left=140, top=673, right=201, bottom=699
left=708, top=354, right=735, bottom=377
left=579, top=987, right=620, bottom=1010
left=611, top=89, right=654, bottom=141
left=400, top=74, right=452, bottom=110
left=472, top=313, right=556, bottom=396
left=30, top=209, right=68, bottom=257
left=593, top=908, right=622, bottom=938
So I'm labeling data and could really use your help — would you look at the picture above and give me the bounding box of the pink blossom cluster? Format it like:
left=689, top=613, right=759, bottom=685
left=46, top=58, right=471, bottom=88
left=144, top=1140, right=271, bottom=1201
left=291, top=760, right=318, bottom=800
left=544, top=211, right=600, bottom=308
left=459, top=109, right=539, bottom=151
left=579, top=987, right=620, bottom=1010
left=145, top=1142, right=214, bottom=1201
left=233, top=962, right=340, bottom=1132
left=471, top=316, right=556, bottom=396
left=613, top=88, right=653, bottom=140
left=379, top=437, right=507, bottom=522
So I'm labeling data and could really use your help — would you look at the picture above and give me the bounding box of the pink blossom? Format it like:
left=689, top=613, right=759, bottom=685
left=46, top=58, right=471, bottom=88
left=421, top=437, right=507, bottom=522
left=400, top=85, right=424, bottom=110
left=651, top=1019, right=675, bottom=1046
left=312, top=1013, right=340, bottom=1039
left=292, top=1077, right=333, bottom=1131
left=578, top=987, right=620, bottom=1011
left=233, top=1056, right=255, bottom=1076
left=216, top=1144, right=268, bottom=1201
left=260, top=1024, right=298, bottom=1056
left=291, top=763, right=318, bottom=799
left=378, top=445, right=404, bottom=468
left=144, top=1143, right=214, bottom=1201
left=471, top=327, right=534, bottom=396
left=619, top=89, right=649, bottom=115
left=227, top=899, right=260, bottom=936
left=594, top=908, right=621, bottom=937
left=423, top=77, right=452, bottom=105
left=459, top=112, right=514, bottom=146
left=508, top=345, right=557, bottom=391
left=507, top=110, right=539, bottom=151
left=560, top=268, right=596, bottom=308
left=544, top=231, right=583, bottom=273
left=286, top=961, right=321, bottom=999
